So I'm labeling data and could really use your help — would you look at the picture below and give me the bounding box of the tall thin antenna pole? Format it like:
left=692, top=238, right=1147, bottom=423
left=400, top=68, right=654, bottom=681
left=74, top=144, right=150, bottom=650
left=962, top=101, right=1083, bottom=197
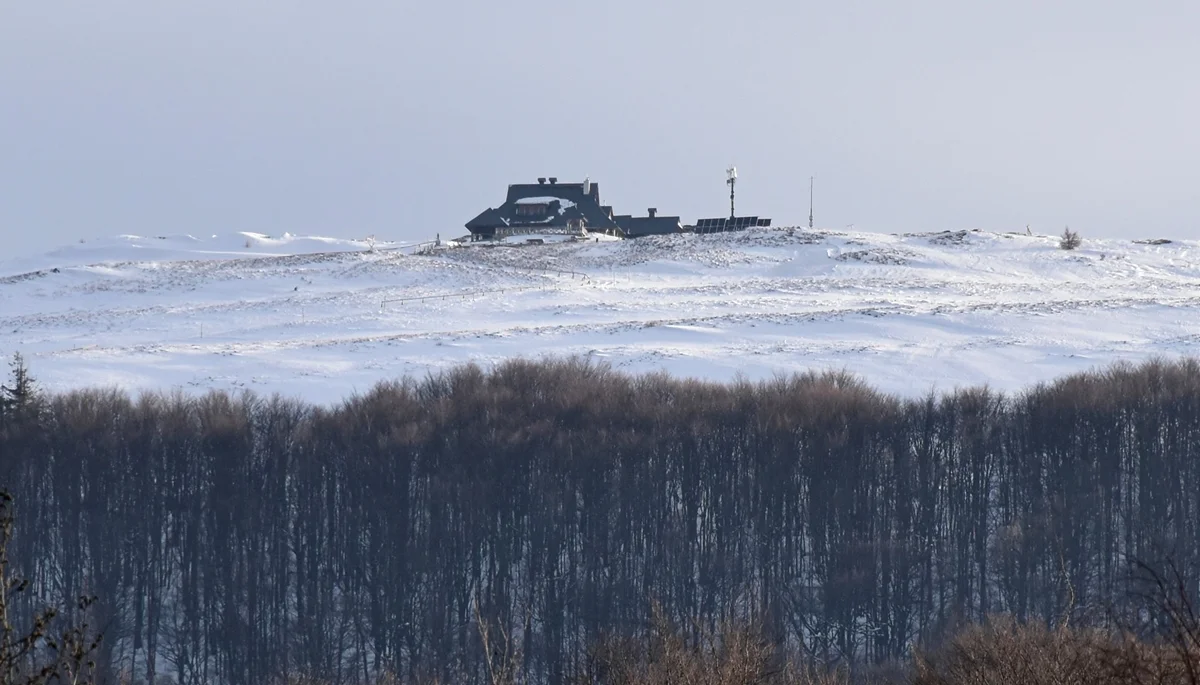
left=808, top=176, right=814, bottom=229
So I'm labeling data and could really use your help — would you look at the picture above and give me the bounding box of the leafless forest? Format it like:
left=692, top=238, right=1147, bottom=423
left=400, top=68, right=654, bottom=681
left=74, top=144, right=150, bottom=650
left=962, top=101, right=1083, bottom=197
left=2, top=357, right=1200, bottom=684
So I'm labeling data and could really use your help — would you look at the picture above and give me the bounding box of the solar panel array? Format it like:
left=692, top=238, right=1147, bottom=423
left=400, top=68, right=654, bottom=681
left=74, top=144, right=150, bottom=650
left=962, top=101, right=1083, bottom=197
left=691, top=217, right=772, bottom=233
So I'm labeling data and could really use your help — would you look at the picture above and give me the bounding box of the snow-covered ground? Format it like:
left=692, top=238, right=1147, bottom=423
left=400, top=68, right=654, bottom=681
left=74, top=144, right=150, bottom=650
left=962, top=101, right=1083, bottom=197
left=2, top=228, right=1198, bottom=404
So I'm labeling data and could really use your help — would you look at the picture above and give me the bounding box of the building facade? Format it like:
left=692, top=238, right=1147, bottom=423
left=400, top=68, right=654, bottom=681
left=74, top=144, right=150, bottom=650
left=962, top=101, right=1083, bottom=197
left=465, top=177, right=625, bottom=240
left=466, top=177, right=768, bottom=240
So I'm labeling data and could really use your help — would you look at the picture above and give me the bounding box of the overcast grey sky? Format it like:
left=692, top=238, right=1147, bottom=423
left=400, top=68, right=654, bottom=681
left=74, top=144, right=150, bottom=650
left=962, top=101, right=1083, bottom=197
left=3, top=1, right=1197, bottom=257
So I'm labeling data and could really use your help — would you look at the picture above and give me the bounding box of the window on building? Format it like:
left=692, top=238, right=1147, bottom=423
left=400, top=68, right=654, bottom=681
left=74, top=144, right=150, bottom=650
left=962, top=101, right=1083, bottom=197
left=515, top=203, right=550, bottom=216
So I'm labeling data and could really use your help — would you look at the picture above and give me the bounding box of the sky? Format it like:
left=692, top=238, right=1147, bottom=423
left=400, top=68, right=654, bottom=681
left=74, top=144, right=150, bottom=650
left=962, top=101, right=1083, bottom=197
left=2, top=0, right=1198, bottom=258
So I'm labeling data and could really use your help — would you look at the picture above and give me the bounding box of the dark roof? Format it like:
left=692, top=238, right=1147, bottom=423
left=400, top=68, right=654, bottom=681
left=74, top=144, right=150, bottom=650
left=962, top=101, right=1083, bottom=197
left=505, top=181, right=599, bottom=206
left=613, top=214, right=683, bottom=238
left=466, top=179, right=619, bottom=234
left=465, top=207, right=507, bottom=230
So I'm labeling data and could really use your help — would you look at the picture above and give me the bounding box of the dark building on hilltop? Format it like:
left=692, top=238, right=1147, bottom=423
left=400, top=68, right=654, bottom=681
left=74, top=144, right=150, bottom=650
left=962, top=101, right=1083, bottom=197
left=612, top=208, right=684, bottom=238
left=465, top=175, right=765, bottom=241
left=465, top=177, right=624, bottom=241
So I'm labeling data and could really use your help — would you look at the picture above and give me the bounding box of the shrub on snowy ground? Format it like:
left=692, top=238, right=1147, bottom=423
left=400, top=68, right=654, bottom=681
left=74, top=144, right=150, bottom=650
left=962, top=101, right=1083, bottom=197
left=1060, top=227, right=1082, bottom=250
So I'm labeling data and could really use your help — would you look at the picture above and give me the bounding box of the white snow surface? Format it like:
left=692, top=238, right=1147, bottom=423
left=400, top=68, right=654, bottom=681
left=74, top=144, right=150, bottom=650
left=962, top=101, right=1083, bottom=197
left=2, top=228, right=1198, bottom=405
left=514, top=196, right=577, bottom=208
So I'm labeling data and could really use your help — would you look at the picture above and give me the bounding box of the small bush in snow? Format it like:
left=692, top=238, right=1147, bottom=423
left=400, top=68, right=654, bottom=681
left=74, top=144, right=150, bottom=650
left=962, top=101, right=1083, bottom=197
left=1060, top=227, right=1082, bottom=251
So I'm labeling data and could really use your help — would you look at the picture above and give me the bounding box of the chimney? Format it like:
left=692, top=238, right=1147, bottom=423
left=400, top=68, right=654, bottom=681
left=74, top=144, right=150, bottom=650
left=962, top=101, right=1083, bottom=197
left=548, top=177, right=557, bottom=184
left=648, top=208, right=657, bottom=218
left=537, top=177, right=546, bottom=184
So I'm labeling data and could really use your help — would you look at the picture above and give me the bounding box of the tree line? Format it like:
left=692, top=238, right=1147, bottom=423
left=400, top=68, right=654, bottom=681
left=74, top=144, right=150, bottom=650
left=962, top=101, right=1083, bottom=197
left=1, top=355, right=1199, bottom=684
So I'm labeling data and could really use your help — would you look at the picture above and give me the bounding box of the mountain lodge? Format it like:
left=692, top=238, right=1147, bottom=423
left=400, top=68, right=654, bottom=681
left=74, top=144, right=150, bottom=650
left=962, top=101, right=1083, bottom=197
left=465, top=176, right=769, bottom=241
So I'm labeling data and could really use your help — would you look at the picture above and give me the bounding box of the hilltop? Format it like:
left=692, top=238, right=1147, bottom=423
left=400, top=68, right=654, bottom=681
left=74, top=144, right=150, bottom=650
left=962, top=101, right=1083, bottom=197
left=2, top=228, right=1198, bottom=403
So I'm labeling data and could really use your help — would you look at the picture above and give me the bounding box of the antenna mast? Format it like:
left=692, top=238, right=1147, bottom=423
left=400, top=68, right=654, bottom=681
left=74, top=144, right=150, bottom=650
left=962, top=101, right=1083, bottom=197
left=808, top=176, right=814, bottom=229
left=726, top=166, right=737, bottom=220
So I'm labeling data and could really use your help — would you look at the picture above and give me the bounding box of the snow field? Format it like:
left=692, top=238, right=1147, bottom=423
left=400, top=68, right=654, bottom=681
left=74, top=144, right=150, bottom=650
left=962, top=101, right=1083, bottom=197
left=2, top=228, right=1198, bottom=403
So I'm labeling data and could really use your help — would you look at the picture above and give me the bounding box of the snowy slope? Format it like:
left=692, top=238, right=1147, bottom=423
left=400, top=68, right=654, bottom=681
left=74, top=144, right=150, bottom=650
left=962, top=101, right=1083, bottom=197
left=2, top=228, right=1198, bottom=403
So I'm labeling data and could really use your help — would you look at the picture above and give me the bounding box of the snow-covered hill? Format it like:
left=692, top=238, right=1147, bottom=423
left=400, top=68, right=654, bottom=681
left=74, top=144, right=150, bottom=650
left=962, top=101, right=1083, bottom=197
left=2, top=228, right=1198, bottom=403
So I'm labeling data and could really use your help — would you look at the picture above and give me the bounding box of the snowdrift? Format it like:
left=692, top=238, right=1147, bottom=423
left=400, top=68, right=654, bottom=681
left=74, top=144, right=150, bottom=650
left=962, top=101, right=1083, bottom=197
left=2, top=227, right=1198, bottom=403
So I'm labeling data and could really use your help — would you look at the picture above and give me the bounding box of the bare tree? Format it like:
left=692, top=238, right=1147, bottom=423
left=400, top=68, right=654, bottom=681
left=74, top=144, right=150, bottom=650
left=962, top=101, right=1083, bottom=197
left=3, top=356, right=1200, bottom=682
left=1, top=491, right=103, bottom=685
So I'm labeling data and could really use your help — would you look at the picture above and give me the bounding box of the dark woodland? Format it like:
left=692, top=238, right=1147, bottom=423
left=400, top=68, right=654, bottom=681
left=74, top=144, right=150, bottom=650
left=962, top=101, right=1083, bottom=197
left=2, top=356, right=1200, bottom=684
